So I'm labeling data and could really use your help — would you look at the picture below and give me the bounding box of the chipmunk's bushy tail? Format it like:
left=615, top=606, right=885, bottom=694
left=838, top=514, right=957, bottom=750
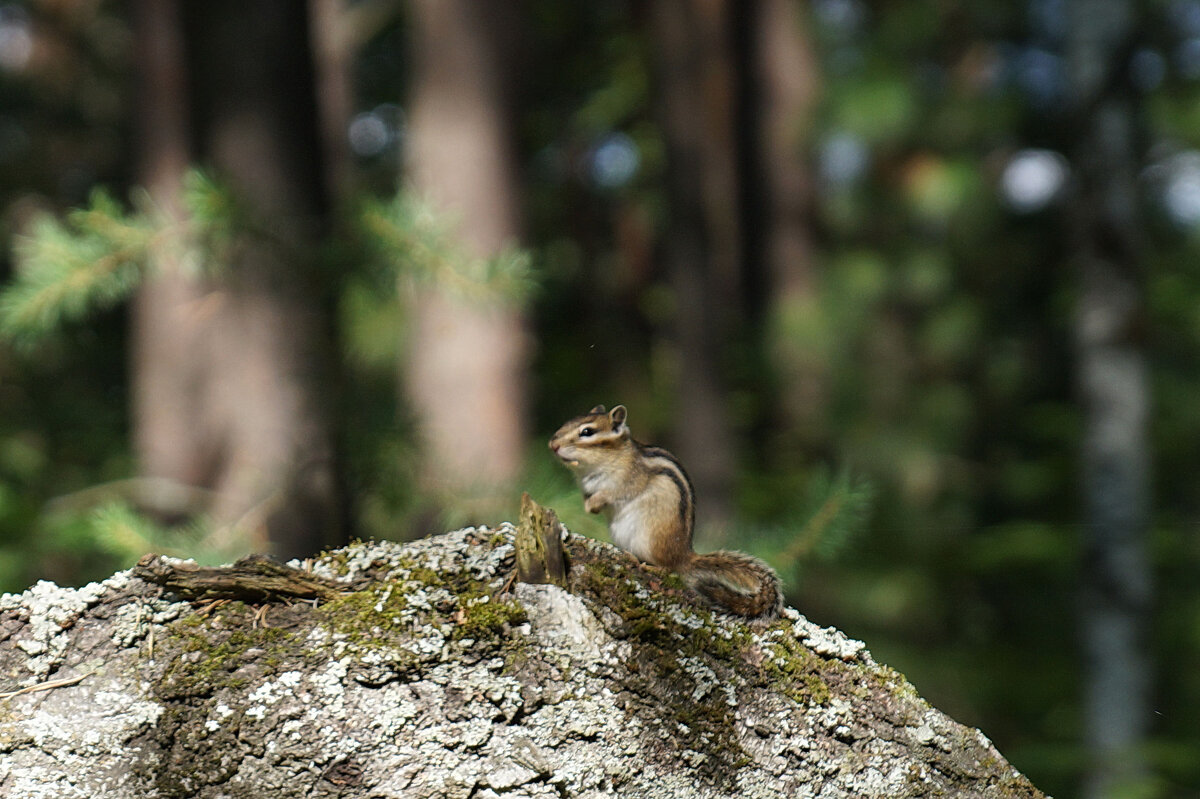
left=683, top=551, right=784, bottom=620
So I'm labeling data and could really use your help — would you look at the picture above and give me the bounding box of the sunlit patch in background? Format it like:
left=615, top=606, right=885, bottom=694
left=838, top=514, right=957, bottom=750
left=1144, top=150, right=1200, bottom=228
left=1000, top=149, right=1069, bottom=213
left=588, top=132, right=640, bottom=190
left=818, top=132, right=869, bottom=189
left=813, top=0, right=866, bottom=37
left=349, top=104, right=404, bottom=160
left=0, top=4, right=32, bottom=72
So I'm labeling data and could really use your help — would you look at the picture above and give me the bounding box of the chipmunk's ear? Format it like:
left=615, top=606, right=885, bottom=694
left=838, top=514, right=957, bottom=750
left=589, top=405, right=606, bottom=414
left=609, top=405, right=627, bottom=431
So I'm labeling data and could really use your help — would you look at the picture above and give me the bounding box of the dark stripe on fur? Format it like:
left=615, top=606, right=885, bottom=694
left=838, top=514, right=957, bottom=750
left=639, top=445, right=695, bottom=500
left=639, top=443, right=695, bottom=539
left=648, top=466, right=691, bottom=538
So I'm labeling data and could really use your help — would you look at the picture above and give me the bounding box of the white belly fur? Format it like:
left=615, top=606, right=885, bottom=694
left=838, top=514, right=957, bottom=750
left=578, top=468, right=655, bottom=562
left=608, top=496, right=655, bottom=562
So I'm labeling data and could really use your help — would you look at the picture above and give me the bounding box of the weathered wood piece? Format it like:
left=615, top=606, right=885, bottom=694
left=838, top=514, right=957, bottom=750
left=515, top=492, right=569, bottom=587
left=133, top=552, right=361, bottom=603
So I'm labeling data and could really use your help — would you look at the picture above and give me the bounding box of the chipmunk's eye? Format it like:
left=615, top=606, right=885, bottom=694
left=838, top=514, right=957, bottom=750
left=579, top=426, right=596, bottom=438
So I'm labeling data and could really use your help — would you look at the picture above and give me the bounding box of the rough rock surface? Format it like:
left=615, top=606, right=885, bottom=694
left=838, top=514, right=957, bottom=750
left=0, top=524, right=1047, bottom=798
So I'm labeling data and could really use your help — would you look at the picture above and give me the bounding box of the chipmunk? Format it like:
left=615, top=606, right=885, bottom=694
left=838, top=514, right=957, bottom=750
left=549, top=404, right=783, bottom=620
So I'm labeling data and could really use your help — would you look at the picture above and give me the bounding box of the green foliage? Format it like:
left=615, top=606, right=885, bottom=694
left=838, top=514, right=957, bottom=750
left=0, top=171, right=245, bottom=348
left=781, top=469, right=876, bottom=566
left=179, top=170, right=246, bottom=265
left=737, top=467, right=875, bottom=586
left=86, top=501, right=242, bottom=566
left=3, top=496, right=249, bottom=591
left=341, top=192, right=542, bottom=540
left=360, top=189, right=537, bottom=306
left=0, top=190, right=149, bottom=347
left=828, top=73, right=918, bottom=145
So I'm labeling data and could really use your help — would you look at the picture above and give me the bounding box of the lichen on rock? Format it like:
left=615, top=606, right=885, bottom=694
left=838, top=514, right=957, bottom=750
left=0, top=523, right=1046, bottom=798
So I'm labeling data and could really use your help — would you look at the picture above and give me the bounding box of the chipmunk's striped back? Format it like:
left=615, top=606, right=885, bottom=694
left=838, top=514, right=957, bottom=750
left=635, top=443, right=695, bottom=549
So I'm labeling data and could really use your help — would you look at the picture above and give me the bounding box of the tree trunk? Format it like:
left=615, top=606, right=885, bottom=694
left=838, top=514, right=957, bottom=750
left=0, top=526, right=1048, bottom=798
left=650, top=0, right=742, bottom=537
left=308, top=0, right=355, bottom=200
left=185, top=1, right=343, bottom=558
left=129, top=0, right=218, bottom=517
left=404, top=0, right=530, bottom=519
left=128, top=2, right=344, bottom=558
left=744, top=0, right=823, bottom=451
left=1065, top=2, right=1153, bottom=796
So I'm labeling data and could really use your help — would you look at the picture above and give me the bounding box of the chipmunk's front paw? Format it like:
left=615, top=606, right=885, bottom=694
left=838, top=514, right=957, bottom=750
left=583, top=492, right=608, bottom=514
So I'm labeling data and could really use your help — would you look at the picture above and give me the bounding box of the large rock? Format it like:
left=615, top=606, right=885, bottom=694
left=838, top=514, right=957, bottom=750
left=0, top=524, right=1045, bottom=798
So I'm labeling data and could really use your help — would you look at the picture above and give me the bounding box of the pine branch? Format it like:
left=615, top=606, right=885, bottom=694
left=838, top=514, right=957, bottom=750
left=0, top=194, right=150, bottom=347
left=778, top=468, right=875, bottom=567
left=361, top=188, right=536, bottom=305
left=0, top=172, right=244, bottom=348
left=181, top=169, right=244, bottom=265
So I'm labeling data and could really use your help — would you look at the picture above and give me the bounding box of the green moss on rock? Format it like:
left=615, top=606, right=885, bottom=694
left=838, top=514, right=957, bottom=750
left=452, top=592, right=528, bottom=641
left=763, top=633, right=833, bottom=705
left=158, top=604, right=295, bottom=699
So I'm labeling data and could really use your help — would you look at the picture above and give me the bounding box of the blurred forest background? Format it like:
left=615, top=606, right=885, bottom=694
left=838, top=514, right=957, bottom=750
left=0, top=0, right=1196, bottom=796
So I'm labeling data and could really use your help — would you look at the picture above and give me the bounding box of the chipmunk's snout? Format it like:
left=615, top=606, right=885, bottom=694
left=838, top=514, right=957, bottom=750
left=549, top=439, right=579, bottom=466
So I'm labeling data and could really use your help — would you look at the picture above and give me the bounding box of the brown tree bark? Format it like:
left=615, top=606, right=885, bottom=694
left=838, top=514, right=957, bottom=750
left=404, top=0, right=530, bottom=518
left=130, top=0, right=217, bottom=515
left=308, top=0, right=355, bottom=200
left=131, top=2, right=343, bottom=558
left=747, top=0, right=823, bottom=449
left=182, top=1, right=342, bottom=558
left=650, top=0, right=742, bottom=536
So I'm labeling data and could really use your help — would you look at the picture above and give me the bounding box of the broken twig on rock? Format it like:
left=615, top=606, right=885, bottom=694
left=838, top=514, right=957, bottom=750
left=133, top=553, right=363, bottom=603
